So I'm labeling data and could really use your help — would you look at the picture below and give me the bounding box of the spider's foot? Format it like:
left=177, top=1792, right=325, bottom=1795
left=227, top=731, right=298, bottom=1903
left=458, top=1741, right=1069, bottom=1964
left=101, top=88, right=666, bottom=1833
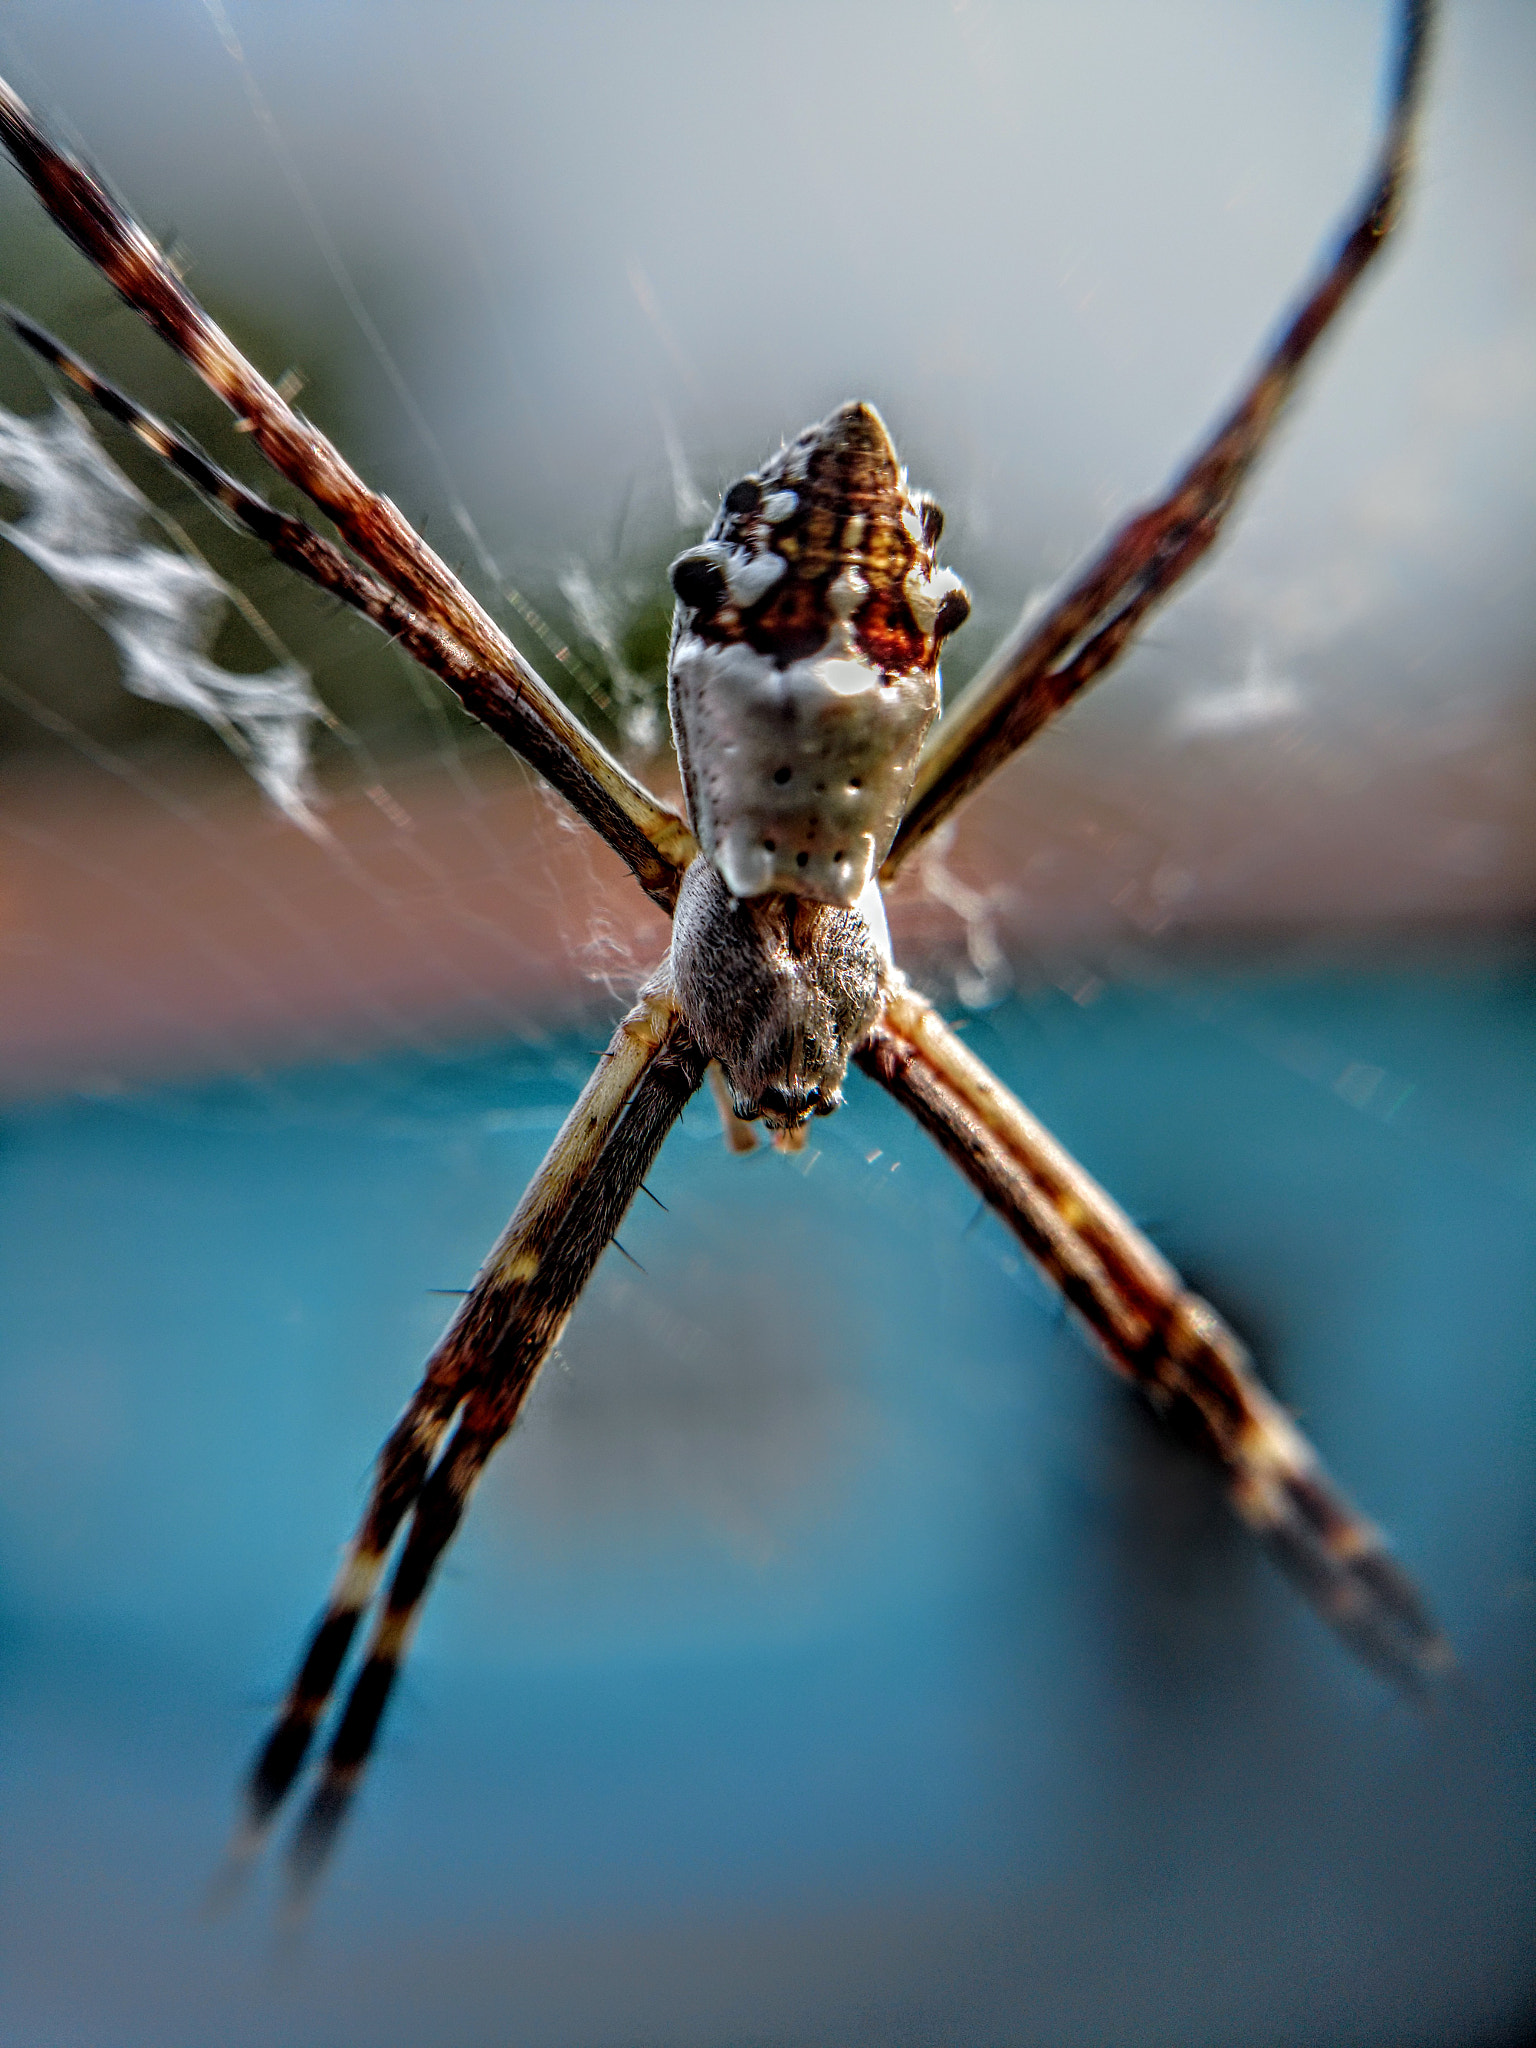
left=247, top=1703, right=324, bottom=1827
left=283, top=1766, right=361, bottom=1910
left=281, top=1639, right=400, bottom=1900
left=1234, top=1459, right=1453, bottom=1694
left=244, top=1590, right=370, bottom=1825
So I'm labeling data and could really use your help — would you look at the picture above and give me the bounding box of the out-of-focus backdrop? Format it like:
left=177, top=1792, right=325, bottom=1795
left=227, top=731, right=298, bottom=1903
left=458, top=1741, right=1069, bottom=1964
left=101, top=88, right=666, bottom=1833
left=0, top=4, right=1532, bottom=2046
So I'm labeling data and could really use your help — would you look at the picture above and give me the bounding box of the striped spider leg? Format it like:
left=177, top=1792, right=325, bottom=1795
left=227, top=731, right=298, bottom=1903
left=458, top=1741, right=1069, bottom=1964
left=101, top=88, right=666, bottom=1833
left=858, top=986, right=1443, bottom=1686
left=0, top=73, right=697, bottom=914
left=884, top=0, right=1435, bottom=873
left=256, top=977, right=709, bottom=1888
left=0, top=0, right=1446, bottom=1902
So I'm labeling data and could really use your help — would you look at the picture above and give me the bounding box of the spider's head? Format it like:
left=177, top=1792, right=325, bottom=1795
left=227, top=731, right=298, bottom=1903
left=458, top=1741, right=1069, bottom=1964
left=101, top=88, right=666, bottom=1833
left=667, top=401, right=970, bottom=908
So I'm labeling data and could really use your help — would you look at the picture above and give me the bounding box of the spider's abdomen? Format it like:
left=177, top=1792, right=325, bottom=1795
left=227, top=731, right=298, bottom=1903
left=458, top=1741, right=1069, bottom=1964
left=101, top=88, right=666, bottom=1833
left=667, top=401, right=969, bottom=909
left=670, top=854, right=886, bottom=1128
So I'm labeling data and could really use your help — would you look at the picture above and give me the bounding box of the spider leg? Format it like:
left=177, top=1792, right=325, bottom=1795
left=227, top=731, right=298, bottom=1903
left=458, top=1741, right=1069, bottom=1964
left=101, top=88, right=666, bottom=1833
left=281, top=1010, right=709, bottom=1896
left=234, top=976, right=700, bottom=1863
left=0, top=81, right=697, bottom=909
left=883, top=0, right=1435, bottom=878
left=858, top=981, right=1450, bottom=1691
left=0, top=310, right=688, bottom=895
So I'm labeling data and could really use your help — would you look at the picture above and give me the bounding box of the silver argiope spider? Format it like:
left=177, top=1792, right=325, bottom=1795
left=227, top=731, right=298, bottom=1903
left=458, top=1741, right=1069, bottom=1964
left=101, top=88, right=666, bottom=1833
left=0, top=0, right=1448, bottom=1899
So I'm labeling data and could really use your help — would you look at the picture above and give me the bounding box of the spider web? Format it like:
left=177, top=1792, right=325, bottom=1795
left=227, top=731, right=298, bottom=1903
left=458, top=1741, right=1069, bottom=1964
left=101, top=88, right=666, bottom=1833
left=0, top=394, right=324, bottom=830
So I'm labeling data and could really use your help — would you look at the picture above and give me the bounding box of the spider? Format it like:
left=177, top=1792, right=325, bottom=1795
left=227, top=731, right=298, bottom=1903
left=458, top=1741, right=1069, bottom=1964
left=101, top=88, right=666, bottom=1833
left=0, top=0, right=1449, bottom=1902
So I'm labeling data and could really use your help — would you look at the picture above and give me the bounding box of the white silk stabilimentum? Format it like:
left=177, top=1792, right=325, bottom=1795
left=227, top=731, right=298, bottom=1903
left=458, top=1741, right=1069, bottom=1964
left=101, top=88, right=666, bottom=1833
left=0, top=397, right=323, bottom=829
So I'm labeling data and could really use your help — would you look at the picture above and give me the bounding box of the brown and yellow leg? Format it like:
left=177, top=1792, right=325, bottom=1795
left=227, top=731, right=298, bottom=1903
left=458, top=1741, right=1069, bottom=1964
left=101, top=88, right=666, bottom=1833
left=858, top=981, right=1450, bottom=1690
left=270, top=1000, right=708, bottom=1892
left=884, top=0, right=1434, bottom=876
left=0, top=87, right=695, bottom=905
left=236, top=976, right=698, bottom=1864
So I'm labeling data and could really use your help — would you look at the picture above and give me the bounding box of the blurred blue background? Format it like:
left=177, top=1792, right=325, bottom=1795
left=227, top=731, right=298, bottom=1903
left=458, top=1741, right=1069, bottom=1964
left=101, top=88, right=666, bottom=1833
left=1, top=2, right=1534, bottom=2043
left=3, top=960, right=1532, bottom=2045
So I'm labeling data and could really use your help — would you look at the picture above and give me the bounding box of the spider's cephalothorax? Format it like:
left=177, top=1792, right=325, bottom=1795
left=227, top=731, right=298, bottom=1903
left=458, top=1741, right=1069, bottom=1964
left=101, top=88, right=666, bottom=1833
left=670, top=853, right=883, bottom=1126
left=667, top=400, right=971, bottom=1125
